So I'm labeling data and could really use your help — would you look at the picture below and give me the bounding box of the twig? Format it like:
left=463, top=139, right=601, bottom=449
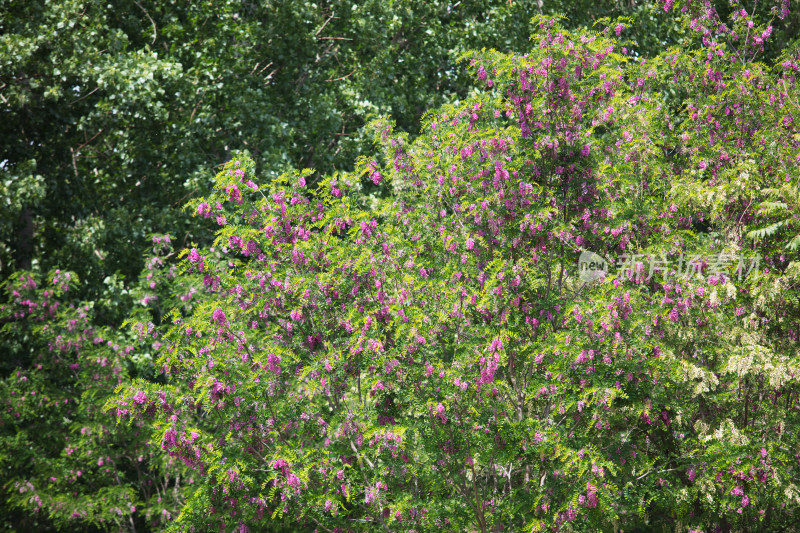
left=350, top=439, right=374, bottom=468
left=251, top=61, right=273, bottom=76
left=189, top=99, right=202, bottom=123
left=326, top=69, right=356, bottom=82
left=314, top=42, right=335, bottom=64
left=69, top=86, right=99, bottom=105
left=78, top=129, right=104, bottom=150
left=68, top=129, right=104, bottom=177
left=70, top=147, right=79, bottom=176
left=781, top=78, right=800, bottom=117
left=738, top=197, right=753, bottom=225
left=315, top=12, right=336, bottom=36
left=636, top=467, right=679, bottom=480
left=133, top=0, right=157, bottom=44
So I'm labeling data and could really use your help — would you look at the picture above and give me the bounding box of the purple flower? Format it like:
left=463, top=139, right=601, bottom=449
left=212, top=307, right=228, bottom=326
left=668, top=307, right=680, bottom=322
left=133, top=390, right=147, bottom=405
left=587, top=493, right=597, bottom=508
left=267, top=353, right=281, bottom=375
left=286, top=472, right=301, bottom=489
left=188, top=248, right=202, bottom=266
left=161, top=428, right=177, bottom=449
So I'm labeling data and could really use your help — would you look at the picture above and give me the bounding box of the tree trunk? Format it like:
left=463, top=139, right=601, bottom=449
left=15, top=207, right=34, bottom=270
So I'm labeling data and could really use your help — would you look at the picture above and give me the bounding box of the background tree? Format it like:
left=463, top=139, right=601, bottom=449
left=0, top=239, right=200, bottom=532
left=3, top=0, right=797, bottom=306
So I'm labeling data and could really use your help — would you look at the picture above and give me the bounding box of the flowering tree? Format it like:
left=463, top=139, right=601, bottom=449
left=110, top=3, right=800, bottom=530
left=2, top=0, right=800, bottom=531
left=0, top=243, right=195, bottom=531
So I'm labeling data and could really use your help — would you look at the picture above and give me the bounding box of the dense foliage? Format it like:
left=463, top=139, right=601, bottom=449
left=116, top=5, right=799, bottom=532
left=0, top=250, right=195, bottom=531
left=3, top=0, right=800, bottom=531
left=0, top=0, right=557, bottom=298
left=3, top=0, right=797, bottom=297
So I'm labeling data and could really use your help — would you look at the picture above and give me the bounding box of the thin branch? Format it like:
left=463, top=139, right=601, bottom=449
left=250, top=61, right=273, bottom=76
left=781, top=78, right=800, bottom=117
left=69, top=86, right=99, bottom=105
left=636, top=467, right=680, bottom=480
left=189, top=99, right=203, bottom=123
left=326, top=69, right=356, bottom=83
left=737, top=197, right=753, bottom=225
left=350, top=438, right=374, bottom=469
left=77, top=128, right=103, bottom=151
left=314, top=42, right=336, bottom=65
left=133, top=0, right=157, bottom=44
left=308, top=515, right=335, bottom=533
left=315, top=12, right=337, bottom=36
left=70, top=147, right=79, bottom=177
left=263, top=68, right=278, bottom=84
